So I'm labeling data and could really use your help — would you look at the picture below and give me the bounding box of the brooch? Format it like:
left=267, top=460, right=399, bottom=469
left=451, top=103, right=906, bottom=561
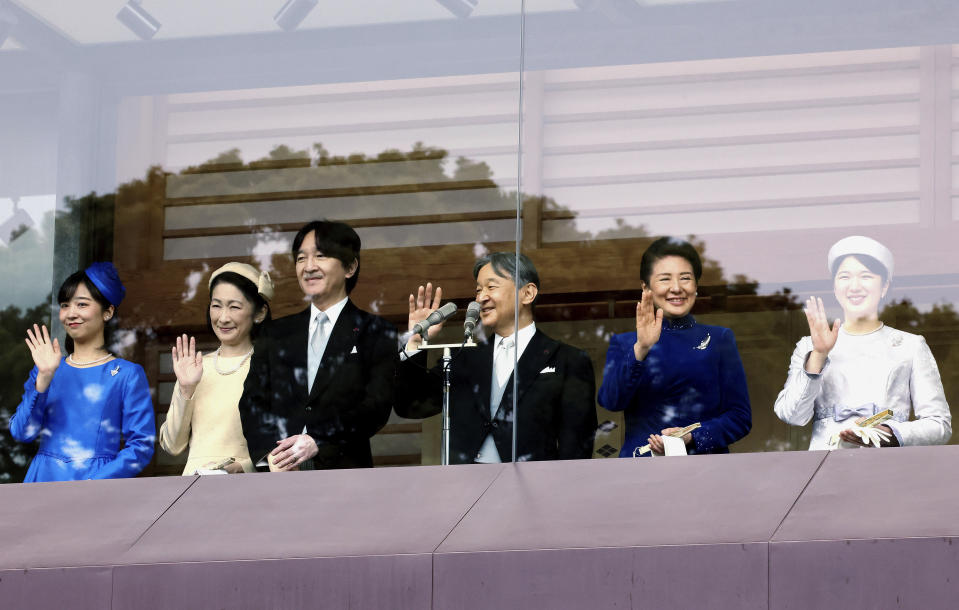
left=110, top=364, right=120, bottom=376
left=694, top=334, right=711, bottom=350
left=890, top=333, right=903, bottom=348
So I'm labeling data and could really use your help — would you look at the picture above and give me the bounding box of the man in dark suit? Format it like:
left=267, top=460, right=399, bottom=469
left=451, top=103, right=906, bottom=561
left=239, top=220, right=396, bottom=470
left=396, top=252, right=597, bottom=463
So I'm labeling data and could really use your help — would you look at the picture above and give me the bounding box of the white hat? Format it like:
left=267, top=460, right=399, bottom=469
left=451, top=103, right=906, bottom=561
left=827, top=236, right=894, bottom=279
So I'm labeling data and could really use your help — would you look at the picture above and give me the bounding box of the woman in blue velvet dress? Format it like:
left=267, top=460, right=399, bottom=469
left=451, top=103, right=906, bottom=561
left=8, top=262, right=155, bottom=482
left=598, top=237, right=751, bottom=456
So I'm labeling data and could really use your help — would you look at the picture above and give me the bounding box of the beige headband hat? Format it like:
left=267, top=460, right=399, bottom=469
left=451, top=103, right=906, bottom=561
left=827, top=235, right=894, bottom=279
left=209, top=262, right=274, bottom=302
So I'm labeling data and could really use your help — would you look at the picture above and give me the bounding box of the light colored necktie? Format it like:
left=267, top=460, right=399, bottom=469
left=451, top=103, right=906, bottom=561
left=308, top=311, right=328, bottom=393
left=491, top=336, right=515, bottom=414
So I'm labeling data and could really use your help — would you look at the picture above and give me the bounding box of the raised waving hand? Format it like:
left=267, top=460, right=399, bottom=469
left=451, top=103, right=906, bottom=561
left=406, top=282, right=444, bottom=351
left=633, top=289, right=664, bottom=361
left=172, top=334, right=203, bottom=400
left=803, top=296, right=840, bottom=374
left=25, top=324, right=61, bottom=393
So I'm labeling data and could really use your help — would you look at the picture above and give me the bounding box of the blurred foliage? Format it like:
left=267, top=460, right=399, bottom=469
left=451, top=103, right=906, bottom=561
left=0, top=301, right=48, bottom=482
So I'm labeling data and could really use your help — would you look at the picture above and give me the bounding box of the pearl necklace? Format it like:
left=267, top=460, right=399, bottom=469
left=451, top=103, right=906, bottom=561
left=68, top=352, right=113, bottom=366
left=214, top=347, right=254, bottom=375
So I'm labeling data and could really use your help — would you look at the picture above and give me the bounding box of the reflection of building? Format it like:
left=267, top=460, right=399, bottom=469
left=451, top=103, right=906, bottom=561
left=107, top=45, right=959, bottom=469
left=0, top=199, right=33, bottom=246
left=3, top=3, right=959, bottom=476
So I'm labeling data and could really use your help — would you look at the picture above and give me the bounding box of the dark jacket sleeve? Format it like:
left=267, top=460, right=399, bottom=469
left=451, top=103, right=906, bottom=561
left=597, top=332, right=647, bottom=413
left=558, top=346, right=598, bottom=459
left=689, top=328, right=752, bottom=453
left=393, top=350, right=443, bottom=420
left=238, top=324, right=274, bottom=462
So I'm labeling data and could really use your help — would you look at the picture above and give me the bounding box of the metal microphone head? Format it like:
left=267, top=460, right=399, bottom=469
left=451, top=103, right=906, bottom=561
left=438, top=301, right=458, bottom=317
left=464, top=301, right=481, bottom=337
left=412, top=302, right=458, bottom=337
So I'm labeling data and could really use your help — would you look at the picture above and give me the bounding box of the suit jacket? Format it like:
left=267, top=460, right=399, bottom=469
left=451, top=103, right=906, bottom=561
left=395, top=329, right=597, bottom=463
left=239, top=300, right=397, bottom=469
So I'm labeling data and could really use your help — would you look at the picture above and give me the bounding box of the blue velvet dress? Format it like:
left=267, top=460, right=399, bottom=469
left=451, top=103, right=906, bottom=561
left=9, top=358, right=156, bottom=482
left=598, top=315, right=752, bottom=457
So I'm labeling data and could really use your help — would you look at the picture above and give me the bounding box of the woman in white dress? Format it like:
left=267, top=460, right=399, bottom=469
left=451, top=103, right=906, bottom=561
left=159, top=262, right=273, bottom=473
left=774, top=236, right=951, bottom=450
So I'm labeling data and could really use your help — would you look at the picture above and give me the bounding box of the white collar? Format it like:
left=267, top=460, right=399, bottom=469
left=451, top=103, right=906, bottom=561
left=494, top=322, right=536, bottom=358
left=311, top=297, right=349, bottom=329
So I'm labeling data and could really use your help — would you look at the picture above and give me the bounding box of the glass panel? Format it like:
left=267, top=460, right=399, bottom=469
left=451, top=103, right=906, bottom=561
left=0, top=1, right=523, bottom=482
left=521, top=0, right=959, bottom=459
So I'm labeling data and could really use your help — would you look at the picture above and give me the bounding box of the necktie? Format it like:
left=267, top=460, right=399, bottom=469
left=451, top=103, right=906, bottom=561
left=491, top=337, right=515, bottom=415
left=308, top=311, right=328, bottom=393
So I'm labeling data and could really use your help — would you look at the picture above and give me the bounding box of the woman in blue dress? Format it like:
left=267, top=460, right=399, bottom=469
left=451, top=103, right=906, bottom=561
left=598, top=237, right=752, bottom=456
left=8, top=262, right=155, bottom=482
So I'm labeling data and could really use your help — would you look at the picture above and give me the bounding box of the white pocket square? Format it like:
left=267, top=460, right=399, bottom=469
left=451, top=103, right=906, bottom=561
left=540, top=366, right=556, bottom=374
left=350, top=346, right=358, bottom=354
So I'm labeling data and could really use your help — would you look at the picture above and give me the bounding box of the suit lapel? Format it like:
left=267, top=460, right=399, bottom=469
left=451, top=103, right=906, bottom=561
left=278, top=308, right=312, bottom=403
left=514, top=330, right=558, bottom=404
left=493, top=329, right=558, bottom=418
left=309, top=300, right=359, bottom=402
left=470, top=339, right=494, bottom=420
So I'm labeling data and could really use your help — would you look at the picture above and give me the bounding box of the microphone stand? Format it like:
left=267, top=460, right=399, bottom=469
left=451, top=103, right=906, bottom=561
left=419, top=336, right=477, bottom=465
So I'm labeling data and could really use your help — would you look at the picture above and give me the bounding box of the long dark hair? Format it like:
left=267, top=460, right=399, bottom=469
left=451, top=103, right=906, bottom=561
left=207, top=271, right=272, bottom=339
left=57, top=270, right=115, bottom=353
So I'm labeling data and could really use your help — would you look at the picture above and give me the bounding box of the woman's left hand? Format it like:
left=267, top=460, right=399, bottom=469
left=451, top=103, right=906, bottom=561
left=223, top=461, right=245, bottom=474
left=839, top=421, right=896, bottom=447
left=661, top=427, right=693, bottom=445
left=648, top=427, right=692, bottom=455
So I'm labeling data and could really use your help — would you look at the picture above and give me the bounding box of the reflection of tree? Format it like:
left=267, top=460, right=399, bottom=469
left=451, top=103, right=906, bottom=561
left=0, top=192, right=116, bottom=483
left=172, top=141, right=758, bottom=297
left=0, top=301, right=49, bottom=483
left=882, top=298, right=959, bottom=407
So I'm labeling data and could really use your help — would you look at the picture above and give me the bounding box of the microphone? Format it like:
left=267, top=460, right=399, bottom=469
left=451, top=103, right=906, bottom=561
left=411, top=302, right=457, bottom=338
left=463, top=301, right=481, bottom=338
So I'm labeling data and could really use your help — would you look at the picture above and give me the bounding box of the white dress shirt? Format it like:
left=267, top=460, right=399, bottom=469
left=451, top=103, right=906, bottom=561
left=475, top=322, right=536, bottom=463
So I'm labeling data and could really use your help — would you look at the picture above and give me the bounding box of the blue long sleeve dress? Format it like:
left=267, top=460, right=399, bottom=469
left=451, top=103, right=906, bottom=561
left=598, top=315, right=752, bottom=457
left=9, top=358, right=156, bottom=482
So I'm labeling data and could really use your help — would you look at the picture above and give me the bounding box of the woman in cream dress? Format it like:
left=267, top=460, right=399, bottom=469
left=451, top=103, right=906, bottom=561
left=774, top=236, right=951, bottom=450
left=159, top=262, right=273, bottom=473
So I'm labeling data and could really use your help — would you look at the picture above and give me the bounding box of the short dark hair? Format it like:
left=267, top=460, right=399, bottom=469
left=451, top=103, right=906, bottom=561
left=208, top=271, right=272, bottom=339
left=639, top=237, right=703, bottom=286
left=291, top=220, right=361, bottom=294
left=830, top=253, right=889, bottom=285
left=57, top=270, right=116, bottom=353
left=473, top=252, right=541, bottom=306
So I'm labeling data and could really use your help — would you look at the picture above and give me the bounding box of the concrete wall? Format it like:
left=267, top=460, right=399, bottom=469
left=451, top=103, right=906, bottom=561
left=2, top=447, right=958, bottom=609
